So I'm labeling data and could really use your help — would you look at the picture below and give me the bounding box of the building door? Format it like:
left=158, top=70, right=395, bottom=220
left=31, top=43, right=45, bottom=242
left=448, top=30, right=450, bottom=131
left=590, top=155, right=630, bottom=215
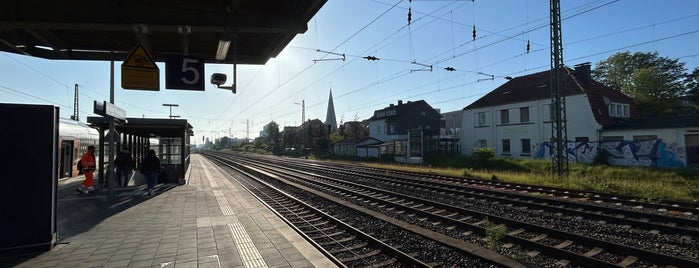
left=686, top=134, right=699, bottom=165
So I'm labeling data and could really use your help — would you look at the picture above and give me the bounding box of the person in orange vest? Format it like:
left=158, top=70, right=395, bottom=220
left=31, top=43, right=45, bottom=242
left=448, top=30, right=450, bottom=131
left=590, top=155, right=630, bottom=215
left=76, top=145, right=97, bottom=194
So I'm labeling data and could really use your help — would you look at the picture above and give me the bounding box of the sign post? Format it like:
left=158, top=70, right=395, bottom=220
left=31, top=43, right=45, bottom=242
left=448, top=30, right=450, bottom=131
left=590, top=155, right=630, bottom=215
left=94, top=100, right=126, bottom=200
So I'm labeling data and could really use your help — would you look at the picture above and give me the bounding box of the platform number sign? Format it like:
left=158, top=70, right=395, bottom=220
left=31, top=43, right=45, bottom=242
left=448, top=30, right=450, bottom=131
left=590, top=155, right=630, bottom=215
left=165, top=55, right=205, bottom=91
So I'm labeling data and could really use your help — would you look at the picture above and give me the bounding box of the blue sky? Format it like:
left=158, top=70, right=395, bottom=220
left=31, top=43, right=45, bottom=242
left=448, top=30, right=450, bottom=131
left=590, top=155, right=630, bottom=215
left=2, top=0, right=698, bottom=144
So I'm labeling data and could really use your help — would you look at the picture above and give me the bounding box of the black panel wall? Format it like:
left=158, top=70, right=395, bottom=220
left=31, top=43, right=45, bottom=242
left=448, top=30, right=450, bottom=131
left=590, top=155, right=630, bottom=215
left=0, top=103, right=58, bottom=254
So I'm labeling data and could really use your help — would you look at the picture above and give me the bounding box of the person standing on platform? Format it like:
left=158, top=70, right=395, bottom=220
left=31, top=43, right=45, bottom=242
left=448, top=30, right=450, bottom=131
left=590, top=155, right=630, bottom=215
left=76, top=145, right=97, bottom=194
left=141, top=149, right=160, bottom=196
left=115, top=148, right=133, bottom=187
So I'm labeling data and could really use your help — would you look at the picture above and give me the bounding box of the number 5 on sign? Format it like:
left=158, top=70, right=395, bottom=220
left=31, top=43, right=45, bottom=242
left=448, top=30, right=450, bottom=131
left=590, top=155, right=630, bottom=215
left=165, top=55, right=205, bottom=91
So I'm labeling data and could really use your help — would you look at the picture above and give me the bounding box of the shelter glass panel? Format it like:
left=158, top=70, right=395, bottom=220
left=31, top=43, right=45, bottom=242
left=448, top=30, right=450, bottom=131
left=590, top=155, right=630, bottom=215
left=158, top=137, right=182, bottom=165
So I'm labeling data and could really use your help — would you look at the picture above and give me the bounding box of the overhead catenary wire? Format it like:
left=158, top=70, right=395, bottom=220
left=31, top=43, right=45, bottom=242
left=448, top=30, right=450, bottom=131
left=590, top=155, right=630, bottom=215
left=245, top=0, right=693, bottom=132
left=4, top=0, right=697, bottom=136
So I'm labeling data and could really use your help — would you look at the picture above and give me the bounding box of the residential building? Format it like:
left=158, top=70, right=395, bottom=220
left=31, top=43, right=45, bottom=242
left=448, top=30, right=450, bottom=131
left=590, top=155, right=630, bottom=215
left=438, top=110, right=462, bottom=153
left=369, top=100, right=441, bottom=142
left=461, top=63, right=638, bottom=160
left=368, top=100, right=442, bottom=162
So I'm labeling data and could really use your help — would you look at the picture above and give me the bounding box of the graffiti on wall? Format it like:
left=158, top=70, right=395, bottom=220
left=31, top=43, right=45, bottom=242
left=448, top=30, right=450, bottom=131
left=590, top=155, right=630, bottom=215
left=533, top=139, right=686, bottom=168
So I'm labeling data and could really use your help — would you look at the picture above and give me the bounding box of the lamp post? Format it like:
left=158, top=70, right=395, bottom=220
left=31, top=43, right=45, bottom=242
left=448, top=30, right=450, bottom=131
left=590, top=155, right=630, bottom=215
left=162, top=103, right=179, bottom=119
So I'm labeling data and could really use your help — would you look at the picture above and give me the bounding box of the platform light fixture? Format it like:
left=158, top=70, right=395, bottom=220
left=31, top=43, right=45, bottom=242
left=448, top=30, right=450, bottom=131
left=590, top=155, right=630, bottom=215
left=215, top=39, right=231, bottom=61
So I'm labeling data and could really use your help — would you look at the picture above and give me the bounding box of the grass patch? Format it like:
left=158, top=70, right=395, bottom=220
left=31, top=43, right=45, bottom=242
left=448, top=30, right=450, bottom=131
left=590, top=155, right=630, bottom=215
left=362, top=155, right=699, bottom=202
left=484, top=217, right=507, bottom=249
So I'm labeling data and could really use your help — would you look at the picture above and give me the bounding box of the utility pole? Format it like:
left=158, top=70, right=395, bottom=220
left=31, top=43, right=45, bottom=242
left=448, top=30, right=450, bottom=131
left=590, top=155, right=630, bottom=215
left=241, top=119, right=249, bottom=144
left=294, top=100, right=305, bottom=125
left=550, top=0, right=568, bottom=178
left=71, top=84, right=79, bottom=121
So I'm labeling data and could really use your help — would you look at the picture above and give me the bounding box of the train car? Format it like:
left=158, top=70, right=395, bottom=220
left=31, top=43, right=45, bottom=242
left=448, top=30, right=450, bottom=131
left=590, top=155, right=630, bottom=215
left=58, top=118, right=99, bottom=178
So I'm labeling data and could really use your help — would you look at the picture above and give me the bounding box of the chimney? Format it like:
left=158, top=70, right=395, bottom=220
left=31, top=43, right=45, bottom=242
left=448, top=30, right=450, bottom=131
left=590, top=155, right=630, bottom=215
left=398, top=100, right=403, bottom=105
left=574, top=62, right=591, bottom=82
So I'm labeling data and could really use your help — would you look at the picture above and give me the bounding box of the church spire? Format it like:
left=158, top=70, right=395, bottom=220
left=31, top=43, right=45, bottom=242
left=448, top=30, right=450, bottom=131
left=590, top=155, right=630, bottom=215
left=325, top=89, right=337, bottom=133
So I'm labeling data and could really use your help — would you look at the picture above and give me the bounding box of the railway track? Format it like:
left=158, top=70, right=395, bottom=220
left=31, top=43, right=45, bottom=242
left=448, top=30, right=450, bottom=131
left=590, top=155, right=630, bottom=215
left=313, top=159, right=699, bottom=217
left=207, top=153, right=517, bottom=267
left=205, top=152, right=698, bottom=267
left=291, top=160, right=699, bottom=236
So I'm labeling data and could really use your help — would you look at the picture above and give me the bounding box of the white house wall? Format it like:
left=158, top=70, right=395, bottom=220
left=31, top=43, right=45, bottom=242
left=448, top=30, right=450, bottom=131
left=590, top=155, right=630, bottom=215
left=565, top=95, right=603, bottom=141
left=600, top=128, right=694, bottom=167
left=461, top=94, right=602, bottom=158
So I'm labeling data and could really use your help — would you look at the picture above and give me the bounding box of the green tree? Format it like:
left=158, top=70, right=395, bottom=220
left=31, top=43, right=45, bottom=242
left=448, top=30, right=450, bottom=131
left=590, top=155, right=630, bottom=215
left=592, top=51, right=687, bottom=116
left=214, top=136, right=231, bottom=150
left=341, top=121, right=369, bottom=141
left=265, top=121, right=280, bottom=145
left=329, top=132, right=343, bottom=143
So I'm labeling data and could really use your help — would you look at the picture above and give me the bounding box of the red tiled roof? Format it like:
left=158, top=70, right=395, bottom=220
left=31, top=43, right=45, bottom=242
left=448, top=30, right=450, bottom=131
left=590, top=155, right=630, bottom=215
left=464, top=67, right=638, bottom=127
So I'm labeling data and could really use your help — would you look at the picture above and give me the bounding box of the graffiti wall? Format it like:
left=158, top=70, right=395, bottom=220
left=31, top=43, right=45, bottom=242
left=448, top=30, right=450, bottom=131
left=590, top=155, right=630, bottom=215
left=533, top=139, right=686, bottom=168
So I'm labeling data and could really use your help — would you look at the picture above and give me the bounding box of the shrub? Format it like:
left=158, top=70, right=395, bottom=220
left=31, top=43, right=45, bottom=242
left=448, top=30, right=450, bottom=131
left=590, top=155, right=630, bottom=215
left=484, top=217, right=507, bottom=249
left=473, top=147, right=495, bottom=160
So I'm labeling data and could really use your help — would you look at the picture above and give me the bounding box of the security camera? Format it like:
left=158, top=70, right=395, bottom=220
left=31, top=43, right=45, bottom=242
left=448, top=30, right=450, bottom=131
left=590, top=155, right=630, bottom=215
left=210, top=73, right=236, bottom=93
left=210, top=73, right=227, bottom=86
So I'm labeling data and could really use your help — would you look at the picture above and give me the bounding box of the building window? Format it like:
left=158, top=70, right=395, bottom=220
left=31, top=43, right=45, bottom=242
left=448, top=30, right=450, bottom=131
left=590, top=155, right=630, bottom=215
left=520, top=107, right=529, bottom=123
left=477, top=140, right=487, bottom=148
left=602, top=136, right=623, bottom=142
left=502, top=139, right=510, bottom=154
left=500, top=109, right=509, bottom=124
left=521, top=138, right=531, bottom=155
left=609, top=104, right=615, bottom=116
left=477, top=112, right=487, bottom=126
left=575, top=137, right=589, bottom=142
left=633, top=135, right=657, bottom=141
left=609, top=102, right=630, bottom=118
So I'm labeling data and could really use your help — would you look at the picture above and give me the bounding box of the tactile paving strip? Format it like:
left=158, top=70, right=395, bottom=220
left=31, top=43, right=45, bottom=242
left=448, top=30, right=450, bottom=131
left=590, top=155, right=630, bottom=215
left=229, top=222, right=268, bottom=268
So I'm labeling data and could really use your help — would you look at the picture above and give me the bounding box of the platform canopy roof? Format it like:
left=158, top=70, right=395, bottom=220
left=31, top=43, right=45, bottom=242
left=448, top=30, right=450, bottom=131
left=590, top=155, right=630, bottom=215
left=88, top=116, right=193, bottom=138
left=0, top=0, right=326, bottom=64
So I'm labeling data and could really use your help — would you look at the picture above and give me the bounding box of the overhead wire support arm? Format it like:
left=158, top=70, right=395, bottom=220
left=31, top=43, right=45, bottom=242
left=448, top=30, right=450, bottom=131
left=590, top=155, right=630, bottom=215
left=313, top=49, right=345, bottom=62
left=410, top=61, right=432, bottom=73
left=476, top=71, right=494, bottom=82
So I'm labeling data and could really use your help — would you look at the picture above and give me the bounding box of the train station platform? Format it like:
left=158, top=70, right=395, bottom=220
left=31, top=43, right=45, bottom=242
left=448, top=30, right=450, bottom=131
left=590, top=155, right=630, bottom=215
left=1, top=154, right=337, bottom=268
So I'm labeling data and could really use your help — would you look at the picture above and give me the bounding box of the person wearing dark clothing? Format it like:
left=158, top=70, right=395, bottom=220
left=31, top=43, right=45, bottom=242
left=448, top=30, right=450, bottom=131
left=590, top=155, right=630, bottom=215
left=141, top=149, right=160, bottom=196
left=115, top=149, right=133, bottom=187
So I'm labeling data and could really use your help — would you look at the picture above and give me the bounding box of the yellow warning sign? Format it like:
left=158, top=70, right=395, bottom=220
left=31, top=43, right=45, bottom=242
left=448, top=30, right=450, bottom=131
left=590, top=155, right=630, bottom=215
left=123, top=43, right=157, bottom=68
left=121, top=43, right=160, bottom=90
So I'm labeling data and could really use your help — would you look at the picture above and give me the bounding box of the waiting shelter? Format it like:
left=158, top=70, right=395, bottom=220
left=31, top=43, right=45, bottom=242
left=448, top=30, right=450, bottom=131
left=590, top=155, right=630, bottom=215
left=87, top=116, right=193, bottom=185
